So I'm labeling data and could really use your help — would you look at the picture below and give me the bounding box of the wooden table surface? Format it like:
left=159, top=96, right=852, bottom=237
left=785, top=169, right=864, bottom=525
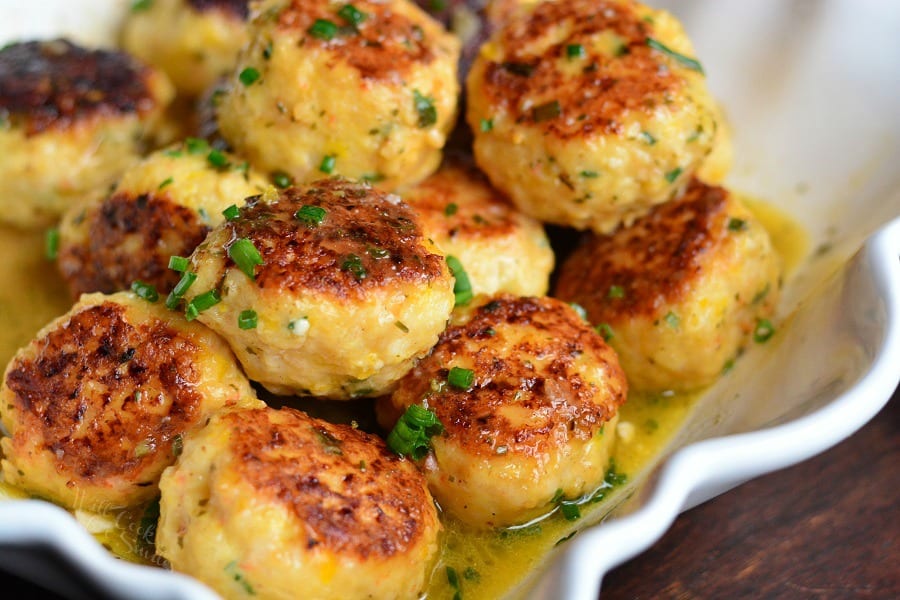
left=1, top=387, right=897, bottom=598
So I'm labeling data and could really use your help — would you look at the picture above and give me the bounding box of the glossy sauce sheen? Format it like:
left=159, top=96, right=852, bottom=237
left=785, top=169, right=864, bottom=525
left=0, top=200, right=808, bottom=597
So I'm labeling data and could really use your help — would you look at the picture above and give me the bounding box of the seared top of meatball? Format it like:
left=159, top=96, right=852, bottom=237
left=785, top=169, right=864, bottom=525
left=480, top=0, right=697, bottom=139
left=222, top=407, right=435, bottom=559
left=0, top=39, right=159, bottom=135
left=273, top=0, right=440, bottom=81
left=412, top=295, right=625, bottom=458
left=556, top=179, right=732, bottom=320
left=3, top=301, right=203, bottom=482
left=225, top=178, right=447, bottom=297
left=187, top=0, right=249, bottom=19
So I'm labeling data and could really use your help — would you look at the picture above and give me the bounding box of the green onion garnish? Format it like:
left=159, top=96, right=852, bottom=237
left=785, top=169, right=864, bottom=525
left=665, top=167, right=683, bottom=183
left=239, top=66, right=261, bottom=86
left=569, top=302, right=588, bottom=321
left=607, top=284, right=625, bottom=299
left=664, top=311, right=680, bottom=328
left=753, top=318, right=775, bottom=343
left=446, top=255, right=472, bottom=306
left=319, top=154, right=336, bottom=174
left=207, top=149, right=229, bottom=170
left=533, top=100, right=561, bottom=122
left=228, top=238, right=264, bottom=279
left=271, top=170, right=293, bottom=188
left=448, top=366, right=475, bottom=390
left=185, top=289, right=221, bottom=321
left=185, top=137, right=209, bottom=155
left=413, top=89, right=437, bottom=128
left=444, top=203, right=458, bottom=216
left=595, top=323, right=614, bottom=342
left=308, top=18, right=339, bottom=41
left=386, top=404, right=444, bottom=459
left=559, top=501, right=581, bottom=521
left=168, top=255, right=189, bottom=272
left=222, top=204, right=240, bottom=221
left=295, top=205, right=327, bottom=226
left=479, top=118, right=493, bottom=132
left=158, top=176, right=173, bottom=190
left=238, top=309, right=258, bottom=330
left=728, top=217, right=748, bottom=231
left=131, top=280, right=159, bottom=303
left=44, top=228, right=59, bottom=260
left=580, top=170, right=600, bottom=178
left=341, top=253, right=367, bottom=281
left=131, top=0, right=152, bottom=12
left=166, top=271, right=197, bottom=309
left=646, top=37, right=704, bottom=74
left=566, top=44, right=585, bottom=59
left=338, top=4, right=367, bottom=26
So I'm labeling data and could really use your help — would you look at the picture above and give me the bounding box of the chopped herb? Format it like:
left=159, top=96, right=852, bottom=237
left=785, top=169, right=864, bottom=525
left=163, top=148, right=183, bottom=158
left=134, top=439, right=152, bottom=458
left=566, top=43, right=585, bottom=59
left=448, top=366, right=475, bottom=390
left=158, top=176, right=173, bottom=190
left=640, top=131, right=657, bottom=145
left=185, top=137, right=209, bottom=155
left=429, top=0, right=447, bottom=11
left=295, top=205, right=327, bottom=226
left=224, top=561, right=254, bottom=595
left=238, top=309, right=258, bottom=330
left=463, top=567, right=480, bottom=582
left=479, top=118, right=493, bottom=132
left=728, top=217, right=748, bottom=231
left=137, top=498, right=160, bottom=555
left=580, top=170, right=600, bottom=178
left=664, top=311, right=680, bottom=328
left=665, top=167, right=683, bottom=183
left=271, top=170, right=293, bottom=188
left=166, top=272, right=197, bottom=309
left=413, top=89, right=437, bottom=128
left=394, top=320, right=409, bottom=333
left=446, top=255, right=473, bottom=306
left=753, top=318, right=775, bottom=343
left=338, top=4, right=367, bottom=26
left=604, top=459, right=627, bottom=486
left=168, top=255, right=189, bottom=272
left=222, top=204, right=240, bottom=221
left=367, top=246, right=389, bottom=259
left=361, top=172, right=385, bottom=183
left=607, top=284, right=625, bottom=299
left=447, top=567, right=461, bottom=599
left=533, top=100, right=561, bottom=122
left=319, top=154, right=336, bottom=174
left=238, top=66, right=261, bottom=86
left=569, top=302, right=588, bottom=321
left=207, top=149, right=229, bottom=169
left=341, top=254, right=367, bottom=281
left=722, top=358, right=735, bottom=373
left=262, top=42, right=273, bottom=60
left=595, top=323, right=614, bottom=341
left=308, top=18, right=339, bottom=40
left=172, top=434, right=183, bottom=457
left=559, top=501, right=581, bottom=521
left=131, top=281, right=159, bottom=303
left=228, top=238, right=265, bottom=279
left=387, top=404, right=444, bottom=459
left=44, top=228, right=59, bottom=260
left=752, top=284, right=771, bottom=305
left=444, top=203, right=458, bottom=216
left=185, top=289, right=221, bottom=321
left=313, top=427, right=343, bottom=455
left=646, top=37, right=704, bottom=74
left=131, top=0, right=153, bottom=11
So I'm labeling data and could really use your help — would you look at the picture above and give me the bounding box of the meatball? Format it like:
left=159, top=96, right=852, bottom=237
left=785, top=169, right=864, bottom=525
left=0, top=39, right=174, bottom=229
left=466, top=0, right=726, bottom=233
left=56, top=139, right=268, bottom=298
left=216, top=0, right=460, bottom=190
left=0, top=291, right=261, bottom=511
left=157, top=406, right=441, bottom=600
left=377, top=295, right=627, bottom=528
left=120, top=0, right=250, bottom=98
left=402, top=161, right=554, bottom=296
left=180, top=177, right=455, bottom=399
left=554, top=179, right=782, bottom=392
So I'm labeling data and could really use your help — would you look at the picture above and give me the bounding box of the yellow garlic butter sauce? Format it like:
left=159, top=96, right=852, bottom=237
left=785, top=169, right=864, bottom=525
left=0, top=196, right=808, bottom=598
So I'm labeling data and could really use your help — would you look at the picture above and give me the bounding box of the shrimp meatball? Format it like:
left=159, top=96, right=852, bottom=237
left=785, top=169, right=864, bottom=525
left=181, top=178, right=455, bottom=399
left=157, top=406, right=440, bottom=600
left=554, top=179, right=782, bottom=392
left=402, top=161, right=554, bottom=296
left=466, top=0, right=726, bottom=233
left=377, top=295, right=627, bottom=528
left=0, top=291, right=261, bottom=511
left=216, top=0, right=460, bottom=190
left=56, top=139, right=268, bottom=298
left=0, top=39, right=174, bottom=229
left=121, top=0, right=250, bottom=98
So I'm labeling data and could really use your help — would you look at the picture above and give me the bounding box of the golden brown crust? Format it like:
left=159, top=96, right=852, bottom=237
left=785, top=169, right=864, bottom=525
left=274, top=0, right=437, bottom=82
left=223, top=407, right=434, bottom=559
left=58, top=192, right=209, bottom=298
left=481, top=0, right=684, bottom=139
left=225, top=178, right=446, bottom=297
left=187, top=0, right=249, bottom=19
left=3, top=302, right=203, bottom=485
left=399, top=295, right=625, bottom=457
left=554, top=178, right=730, bottom=320
left=0, top=40, right=159, bottom=136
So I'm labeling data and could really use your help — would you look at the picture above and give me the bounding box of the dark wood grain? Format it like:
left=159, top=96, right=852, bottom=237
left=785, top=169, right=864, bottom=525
left=601, top=384, right=900, bottom=599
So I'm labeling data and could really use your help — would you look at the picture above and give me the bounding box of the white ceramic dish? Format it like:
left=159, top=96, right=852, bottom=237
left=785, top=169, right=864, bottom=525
left=1, top=1, right=898, bottom=598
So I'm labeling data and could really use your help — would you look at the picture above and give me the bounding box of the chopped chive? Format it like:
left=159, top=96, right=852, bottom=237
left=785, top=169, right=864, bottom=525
left=366, top=246, right=389, bottom=259
left=569, top=302, right=588, bottom=321
left=228, top=238, right=264, bottom=279
left=238, top=309, right=258, bottom=330
left=607, top=284, right=625, bottom=299
left=131, top=280, right=159, bottom=303
left=158, top=176, right=174, bottom=190
left=238, top=66, right=260, bottom=86
left=338, top=4, right=367, bottom=26
left=222, top=204, right=240, bottom=221
left=207, top=149, right=229, bottom=169
left=753, top=318, right=775, bottom=343
left=262, top=41, right=273, bottom=60
left=639, top=131, right=657, bottom=145
left=559, top=501, right=581, bottom=521
left=185, top=137, right=209, bottom=155
left=166, top=272, right=197, bottom=309
left=308, top=18, right=339, bottom=40
left=479, top=118, right=493, bottom=132
left=413, top=89, right=437, bottom=128
left=271, top=170, right=293, bottom=188
left=533, top=100, right=561, bottom=122
left=580, top=170, right=600, bottom=178
left=448, top=366, right=475, bottom=390
left=341, top=254, right=367, bottom=281
left=446, top=255, right=472, bottom=306
left=163, top=149, right=183, bottom=158
left=319, top=154, right=336, bottom=174
left=168, top=255, right=189, bottom=272
left=386, top=404, right=444, bottom=459
left=44, top=228, right=59, bottom=260
left=595, top=323, right=614, bottom=342
left=444, top=203, right=458, bottom=216
left=224, top=561, right=254, bottom=595
left=295, top=205, right=327, bottom=226
left=185, top=289, right=221, bottom=321
left=664, top=166, right=683, bottom=183
left=566, top=43, right=585, bottom=59
left=728, top=217, right=748, bottom=231
left=131, top=0, right=152, bottom=12
left=664, top=311, right=680, bottom=328
left=361, top=172, right=385, bottom=183
left=395, top=320, right=409, bottom=333
left=646, top=37, right=704, bottom=74
left=447, top=567, right=461, bottom=597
